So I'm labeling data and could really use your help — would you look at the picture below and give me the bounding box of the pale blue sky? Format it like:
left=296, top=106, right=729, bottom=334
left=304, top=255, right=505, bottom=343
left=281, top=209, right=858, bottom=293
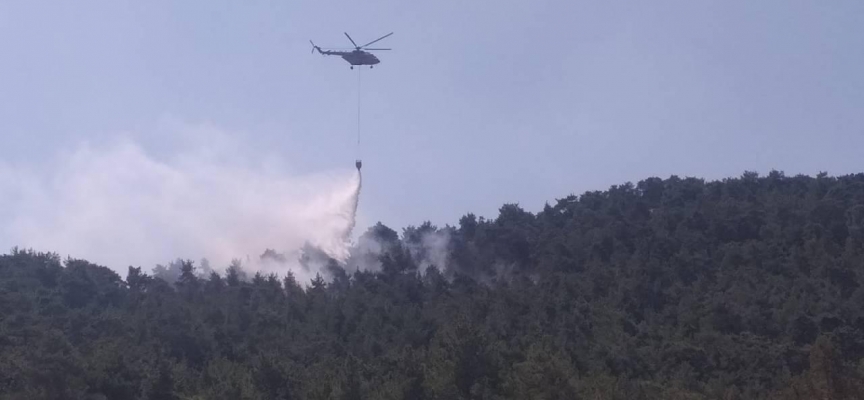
left=2, top=1, right=863, bottom=234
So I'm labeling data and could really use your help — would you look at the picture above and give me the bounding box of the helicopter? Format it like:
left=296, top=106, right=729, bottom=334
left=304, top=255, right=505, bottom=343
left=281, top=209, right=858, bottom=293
left=310, top=32, right=393, bottom=69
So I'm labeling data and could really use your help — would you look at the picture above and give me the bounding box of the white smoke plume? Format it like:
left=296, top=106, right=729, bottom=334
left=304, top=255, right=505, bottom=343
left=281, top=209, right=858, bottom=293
left=404, top=229, right=452, bottom=274
left=344, top=222, right=453, bottom=275
left=0, top=123, right=362, bottom=285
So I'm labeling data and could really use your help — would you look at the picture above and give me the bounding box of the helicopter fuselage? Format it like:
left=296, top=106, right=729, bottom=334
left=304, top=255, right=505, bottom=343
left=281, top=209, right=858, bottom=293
left=342, top=50, right=380, bottom=66
left=315, top=49, right=379, bottom=66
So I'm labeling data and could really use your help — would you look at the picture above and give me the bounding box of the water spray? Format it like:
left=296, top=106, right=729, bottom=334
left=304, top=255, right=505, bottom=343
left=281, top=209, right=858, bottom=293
left=344, top=167, right=362, bottom=242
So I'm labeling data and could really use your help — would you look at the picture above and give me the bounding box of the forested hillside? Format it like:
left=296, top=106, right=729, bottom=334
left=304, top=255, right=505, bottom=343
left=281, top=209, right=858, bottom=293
left=3, top=171, right=864, bottom=399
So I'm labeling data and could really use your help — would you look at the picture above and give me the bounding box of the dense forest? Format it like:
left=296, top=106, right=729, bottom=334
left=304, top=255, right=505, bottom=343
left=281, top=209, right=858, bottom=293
left=3, top=171, right=864, bottom=399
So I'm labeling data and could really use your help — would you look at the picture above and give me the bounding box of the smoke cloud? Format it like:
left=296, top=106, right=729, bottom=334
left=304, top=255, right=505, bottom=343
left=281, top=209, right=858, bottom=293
left=0, top=123, right=362, bottom=285
left=343, top=222, right=453, bottom=275
left=404, top=228, right=452, bottom=274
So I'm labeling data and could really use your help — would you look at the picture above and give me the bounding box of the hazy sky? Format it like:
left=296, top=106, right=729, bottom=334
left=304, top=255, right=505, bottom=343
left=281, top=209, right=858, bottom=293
left=2, top=1, right=863, bottom=237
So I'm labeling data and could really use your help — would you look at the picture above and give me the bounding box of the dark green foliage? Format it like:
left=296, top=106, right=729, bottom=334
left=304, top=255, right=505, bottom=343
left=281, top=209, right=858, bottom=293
left=2, top=171, right=864, bottom=399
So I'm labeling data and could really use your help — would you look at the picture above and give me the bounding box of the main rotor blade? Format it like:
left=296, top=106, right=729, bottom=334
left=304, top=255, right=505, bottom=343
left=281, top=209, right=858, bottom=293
left=361, top=32, right=393, bottom=48
left=364, top=48, right=391, bottom=51
left=344, top=32, right=359, bottom=48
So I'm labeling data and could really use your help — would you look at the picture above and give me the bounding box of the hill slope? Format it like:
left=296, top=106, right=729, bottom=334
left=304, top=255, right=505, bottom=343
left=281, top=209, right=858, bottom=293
left=2, top=171, right=864, bottom=399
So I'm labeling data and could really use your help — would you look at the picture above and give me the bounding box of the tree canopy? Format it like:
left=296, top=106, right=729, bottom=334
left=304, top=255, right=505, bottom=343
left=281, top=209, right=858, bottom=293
left=2, top=171, right=864, bottom=399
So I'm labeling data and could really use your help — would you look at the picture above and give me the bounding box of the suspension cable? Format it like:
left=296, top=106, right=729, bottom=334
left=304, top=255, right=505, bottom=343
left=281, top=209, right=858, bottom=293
left=357, top=67, right=361, bottom=158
